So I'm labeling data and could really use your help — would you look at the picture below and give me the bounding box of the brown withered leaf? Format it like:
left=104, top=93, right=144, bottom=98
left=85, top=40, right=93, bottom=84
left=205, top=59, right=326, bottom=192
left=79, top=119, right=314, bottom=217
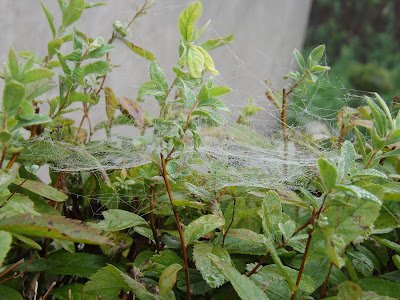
left=104, top=87, right=118, bottom=122
left=117, top=97, right=145, bottom=128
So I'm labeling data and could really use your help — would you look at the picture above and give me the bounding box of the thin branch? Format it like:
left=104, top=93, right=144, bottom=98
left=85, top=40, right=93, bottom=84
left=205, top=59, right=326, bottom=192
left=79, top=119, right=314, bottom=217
left=320, top=261, right=333, bottom=299
left=222, top=195, right=236, bottom=248
left=6, top=152, right=20, bottom=168
left=0, top=258, right=24, bottom=279
left=6, top=172, right=32, bottom=201
left=159, top=75, right=178, bottom=118
left=160, top=154, right=191, bottom=299
left=42, top=281, right=57, bottom=300
left=281, top=88, right=288, bottom=179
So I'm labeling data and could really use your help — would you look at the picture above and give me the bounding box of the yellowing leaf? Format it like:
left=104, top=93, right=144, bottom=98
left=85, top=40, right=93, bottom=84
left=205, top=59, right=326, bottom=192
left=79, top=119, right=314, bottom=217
left=187, top=46, right=205, bottom=78
left=197, top=46, right=219, bottom=75
left=178, top=1, right=202, bottom=42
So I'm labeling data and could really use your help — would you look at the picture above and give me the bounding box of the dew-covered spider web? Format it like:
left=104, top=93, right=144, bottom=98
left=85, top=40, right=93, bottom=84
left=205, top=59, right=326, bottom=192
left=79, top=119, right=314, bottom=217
left=18, top=2, right=374, bottom=219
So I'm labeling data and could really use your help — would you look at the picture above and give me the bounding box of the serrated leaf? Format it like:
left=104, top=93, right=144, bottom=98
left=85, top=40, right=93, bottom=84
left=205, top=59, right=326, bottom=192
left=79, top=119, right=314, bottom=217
left=183, top=214, right=224, bottom=246
left=119, top=37, right=155, bottom=61
left=51, top=284, right=98, bottom=300
left=193, top=243, right=231, bottom=288
left=40, top=2, right=56, bottom=38
left=62, top=0, right=85, bottom=27
left=0, top=214, right=113, bottom=246
left=178, top=1, right=202, bottom=42
left=187, top=46, right=205, bottom=78
left=159, top=263, right=182, bottom=297
left=83, top=61, right=113, bottom=76
left=2, top=80, right=25, bottom=115
left=209, top=254, right=269, bottom=300
left=181, top=79, right=197, bottom=109
left=13, top=177, right=67, bottom=202
left=0, top=194, right=39, bottom=219
left=0, top=230, right=12, bottom=266
left=318, top=158, right=338, bottom=191
left=90, top=209, right=147, bottom=231
left=200, top=34, right=234, bottom=51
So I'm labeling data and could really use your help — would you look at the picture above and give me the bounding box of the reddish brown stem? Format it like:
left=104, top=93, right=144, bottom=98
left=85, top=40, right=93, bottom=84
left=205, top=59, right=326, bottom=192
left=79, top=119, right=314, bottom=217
left=6, top=152, right=20, bottom=168
left=0, top=258, right=24, bottom=279
left=42, top=281, right=56, bottom=300
left=161, top=154, right=191, bottom=299
left=6, top=172, right=32, bottom=201
left=320, top=261, right=333, bottom=299
left=291, top=207, right=317, bottom=300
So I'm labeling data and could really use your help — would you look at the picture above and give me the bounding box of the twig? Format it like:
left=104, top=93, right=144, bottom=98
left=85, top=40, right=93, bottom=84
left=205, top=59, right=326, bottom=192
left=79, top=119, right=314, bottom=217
left=0, top=146, right=7, bottom=168
left=42, top=281, right=57, bottom=300
left=160, top=154, right=191, bottom=299
left=124, top=0, right=149, bottom=31
left=281, top=88, right=288, bottom=179
left=0, top=258, right=24, bottom=279
left=149, top=184, right=160, bottom=253
left=159, top=75, right=178, bottom=118
left=222, top=195, right=236, bottom=248
left=320, top=261, right=333, bottom=299
left=6, top=172, right=32, bottom=201
left=291, top=207, right=317, bottom=300
left=262, top=278, right=275, bottom=292
left=6, top=152, right=20, bottom=168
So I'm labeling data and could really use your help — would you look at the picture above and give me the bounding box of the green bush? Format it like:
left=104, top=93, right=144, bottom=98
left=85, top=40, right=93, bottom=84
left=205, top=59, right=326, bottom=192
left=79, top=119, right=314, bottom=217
left=348, top=64, right=393, bottom=94
left=0, top=1, right=400, bottom=300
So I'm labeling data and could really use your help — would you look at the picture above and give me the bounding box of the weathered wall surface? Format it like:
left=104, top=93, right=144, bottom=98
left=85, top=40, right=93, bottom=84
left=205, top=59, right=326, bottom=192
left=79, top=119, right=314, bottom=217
left=1, top=0, right=312, bottom=129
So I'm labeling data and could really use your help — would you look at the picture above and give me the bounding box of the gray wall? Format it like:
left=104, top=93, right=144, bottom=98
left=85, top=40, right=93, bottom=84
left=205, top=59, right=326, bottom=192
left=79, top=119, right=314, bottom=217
left=1, top=0, right=312, bottom=132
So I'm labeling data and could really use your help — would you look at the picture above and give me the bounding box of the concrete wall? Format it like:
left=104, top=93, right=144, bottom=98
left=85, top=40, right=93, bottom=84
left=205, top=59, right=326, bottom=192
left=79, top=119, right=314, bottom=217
left=1, top=0, right=312, bottom=131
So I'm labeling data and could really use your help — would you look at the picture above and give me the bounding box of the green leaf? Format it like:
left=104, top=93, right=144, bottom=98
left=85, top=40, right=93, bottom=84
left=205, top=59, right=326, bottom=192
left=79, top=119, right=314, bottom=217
left=104, top=87, right=117, bottom=121
left=200, top=34, right=234, bottom=51
left=334, top=184, right=381, bottom=204
left=17, top=252, right=109, bottom=278
left=0, top=194, right=39, bottom=219
left=354, top=127, right=367, bottom=162
left=193, top=243, right=232, bottom=288
left=178, top=1, right=202, bottom=42
left=40, top=2, right=56, bottom=38
left=8, top=48, right=20, bottom=80
left=379, top=147, right=400, bottom=159
left=365, top=96, right=387, bottom=138
left=51, top=284, right=99, bottom=300
left=0, top=214, right=113, bottom=246
left=294, top=48, right=305, bottom=72
left=83, top=61, right=113, bottom=76
left=12, top=232, right=42, bottom=250
left=375, top=93, right=394, bottom=129
left=62, top=0, right=85, bottom=27
left=351, top=169, right=388, bottom=179
left=209, top=86, right=232, bottom=97
left=191, top=109, right=224, bottom=124
left=17, top=100, right=35, bottom=120
left=0, top=230, right=12, bottom=266
left=47, top=38, right=64, bottom=59
left=0, top=285, right=23, bottom=300
left=317, top=158, right=338, bottom=191
left=0, top=166, right=19, bottom=194
left=337, top=140, right=356, bottom=181
left=63, top=49, right=82, bottom=61
left=307, top=44, right=325, bottom=68
left=181, top=79, right=197, bottom=109
left=177, top=268, right=210, bottom=295
left=84, top=2, right=107, bottom=9
left=12, top=114, right=52, bottom=130
left=2, top=80, right=25, bottom=115
left=358, top=279, right=400, bottom=298
left=198, top=46, right=219, bottom=75
left=209, top=254, right=269, bottom=300
left=68, top=91, right=94, bottom=105
left=119, top=37, right=156, bottom=61
left=13, top=178, right=67, bottom=202
left=393, top=255, right=400, bottom=270
left=373, top=236, right=400, bottom=252
left=198, top=97, right=230, bottom=112
left=159, top=263, right=182, bottom=297
left=85, top=264, right=162, bottom=299
left=90, top=209, right=147, bottom=231
left=183, top=215, right=224, bottom=246
left=186, top=46, right=205, bottom=78
left=197, top=84, right=209, bottom=101
left=85, top=44, right=115, bottom=59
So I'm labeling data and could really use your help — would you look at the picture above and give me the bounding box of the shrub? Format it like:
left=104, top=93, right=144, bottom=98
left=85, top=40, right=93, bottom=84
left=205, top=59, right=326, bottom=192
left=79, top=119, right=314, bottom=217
left=0, top=1, right=400, bottom=299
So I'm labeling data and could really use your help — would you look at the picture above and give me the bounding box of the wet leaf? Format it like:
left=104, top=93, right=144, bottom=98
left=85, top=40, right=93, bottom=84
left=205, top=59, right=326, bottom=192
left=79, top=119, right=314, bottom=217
left=13, top=177, right=67, bottom=202
left=159, top=263, right=182, bottom=297
left=89, top=209, right=147, bottom=231
left=183, top=214, right=224, bottom=246
left=118, top=97, right=145, bottom=128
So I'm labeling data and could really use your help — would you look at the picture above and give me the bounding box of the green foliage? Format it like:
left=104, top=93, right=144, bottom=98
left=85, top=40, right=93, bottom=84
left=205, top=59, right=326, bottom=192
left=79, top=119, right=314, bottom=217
left=0, top=1, right=399, bottom=300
